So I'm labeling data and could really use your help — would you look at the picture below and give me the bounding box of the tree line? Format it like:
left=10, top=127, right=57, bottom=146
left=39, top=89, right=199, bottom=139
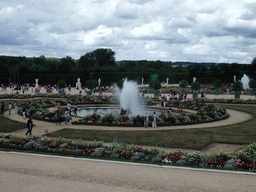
left=0, top=48, right=256, bottom=86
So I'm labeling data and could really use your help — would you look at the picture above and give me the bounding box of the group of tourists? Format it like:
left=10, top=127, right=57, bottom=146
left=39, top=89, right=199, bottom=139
left=144, top=112, right=157, bottom=128
left=54, top=102, right=78, bottom=125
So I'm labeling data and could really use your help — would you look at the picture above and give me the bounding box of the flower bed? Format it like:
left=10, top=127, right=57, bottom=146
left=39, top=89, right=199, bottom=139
left=1, top=134, right=255, bottom=171
left=72, top=102, right=229, bottom=126
left=16, top=96, right=112, bottom=122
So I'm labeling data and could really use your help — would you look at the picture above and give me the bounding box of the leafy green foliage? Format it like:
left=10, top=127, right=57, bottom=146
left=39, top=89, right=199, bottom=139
left=213, top=80, right=222, bottom=89
left=117, top=79, right=124, bottom=89
left=249, top=79, right=256, bottom=89
left=160, top=113, right=177, bottom=123
left=57, top=79, right=66, bottom=89
left=191, top=81, right=201, bottom=90
left=86, top=79, right=95, bottom=90
left=152, top=81, right=161, bottom=90
left=179, top=80, right=188, bottom=88
left=233, top=81, right=243, bottom=92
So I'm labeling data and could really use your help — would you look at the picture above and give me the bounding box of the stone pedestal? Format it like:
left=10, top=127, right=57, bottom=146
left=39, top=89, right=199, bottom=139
left=193, top=92, right=198, bottom=98
left=215, top=90, right=220, bottom=95
left=235, top=94, right=240, bottom=99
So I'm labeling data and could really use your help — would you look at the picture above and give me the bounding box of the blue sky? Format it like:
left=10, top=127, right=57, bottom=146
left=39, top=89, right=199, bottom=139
left=0, top=0, right=256, bottom=63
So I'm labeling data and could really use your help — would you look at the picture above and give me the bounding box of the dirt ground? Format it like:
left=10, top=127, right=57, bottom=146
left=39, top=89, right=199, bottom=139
left=1, top=152, right=256, bottom=192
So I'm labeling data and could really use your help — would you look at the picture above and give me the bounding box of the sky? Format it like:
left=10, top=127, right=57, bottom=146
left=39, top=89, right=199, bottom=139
left=0, top=0, right=256, bottom=64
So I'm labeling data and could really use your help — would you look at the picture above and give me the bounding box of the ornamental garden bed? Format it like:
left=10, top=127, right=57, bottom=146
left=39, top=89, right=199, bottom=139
left=15, top=98, right=229, bottom=126
left=72, top=101, right=229, bottom=126
left=0, top=134, right=255, bottom=172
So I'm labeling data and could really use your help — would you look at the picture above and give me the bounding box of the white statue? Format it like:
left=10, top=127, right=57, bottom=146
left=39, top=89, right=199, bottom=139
left=35, top=79, right=39, bottom=88
left=98, top=78, right=101, bottom=87
left=234, top=75, right=236, bottom=82
left=193, top=77, right=196, bottom=82
left=76, top=78, right=82, bottom=90
left=166, top=77, right=169, bottom=84
left=142, top=78, right=144, bottom=85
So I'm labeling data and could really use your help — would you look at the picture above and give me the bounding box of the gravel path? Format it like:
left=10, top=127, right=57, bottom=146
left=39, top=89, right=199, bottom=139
left=1, top=152, right=256, bottom=192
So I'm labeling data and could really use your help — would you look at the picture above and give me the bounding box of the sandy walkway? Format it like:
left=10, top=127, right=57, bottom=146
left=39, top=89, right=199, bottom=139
left=1, top=152, right=256, bottom=192
left=4, top=107, right=252, bottom=133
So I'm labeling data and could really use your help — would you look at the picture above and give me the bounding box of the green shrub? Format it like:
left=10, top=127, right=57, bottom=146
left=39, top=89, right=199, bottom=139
left=57, top=79, right=66, bottom=89
left=160, top=113, right=177, bottom=123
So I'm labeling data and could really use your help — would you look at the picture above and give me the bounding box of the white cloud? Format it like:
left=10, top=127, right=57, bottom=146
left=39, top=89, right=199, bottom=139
left=0, top=0, right=255, bottom=63
left=131, top=22, right=163, bottom=37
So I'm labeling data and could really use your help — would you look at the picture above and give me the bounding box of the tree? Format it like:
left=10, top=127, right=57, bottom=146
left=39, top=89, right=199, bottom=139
left=117, top=79, right=124, bottom=89
left=152, top=81, right=161, bottom=90
left=249, top=79, right=256, bottom=90
left=191, top=81, right=201, bottom=91
left=57, top=79, right=66, bottom=89
left=251, top=57, right=256, bottom=66
left=148, top=80, right=154, bottom=89
left=86, top=80, right=97, bottom=90
left=179, top=80, right=188, bottom=88
left=78, top=52, right=95, bottom=69
left=92, top=48, right=115, bottom=67
left=213, top=80, right=222, bottom=89
left=233, top=81, right=243, bottom=92
left=58, top=56, right=75, bottom=74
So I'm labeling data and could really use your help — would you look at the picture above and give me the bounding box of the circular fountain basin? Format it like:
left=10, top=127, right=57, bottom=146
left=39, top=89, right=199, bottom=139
left=72, top=107, right=163, bottom=117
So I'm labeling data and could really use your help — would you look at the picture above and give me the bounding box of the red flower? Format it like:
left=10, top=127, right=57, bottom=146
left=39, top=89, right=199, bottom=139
left=21, top=141, right=27, bottom=146
left=174, top=156, right=181, bottom=161
left=220, top=160, right=226, bottom=166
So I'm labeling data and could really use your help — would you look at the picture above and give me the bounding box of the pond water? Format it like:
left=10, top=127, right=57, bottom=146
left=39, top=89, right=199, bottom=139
left=72, top=107, right=164, bottom=117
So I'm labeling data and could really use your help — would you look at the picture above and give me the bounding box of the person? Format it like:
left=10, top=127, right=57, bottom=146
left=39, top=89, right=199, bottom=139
left=144, top=112, right=149, bottom=128
left=57, top=103, right=61, bottom=113
left=168, top=108, right=173, bottom=115
left=67, top=102, right=71, bottom=115
left=8, top=103, right=12, bottom=115
left=74, top=104, right=78, bottom=116
left=26, top=117, right=33, bottom=136
left=56, top=110, right=62, bottom=125
left=63, top=89, right=66, bottom=98
left=178, top=106, right=183, bottom=115
left=64, top=109, right=69, bottom=125
left=22, top=106, right=26, bottom=119
left=14, top=101, right=18, bottom=113
left=1, top=101, right=4, bottom=115
left=152, top=112, right=157, bottom=128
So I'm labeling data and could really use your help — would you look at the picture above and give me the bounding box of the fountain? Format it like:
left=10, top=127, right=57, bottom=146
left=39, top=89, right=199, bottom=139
left=117, top=79, right=145, bottom=116
left=73, top=79, right=161, bottom=117
left=241, top=74, right=250, bottom=90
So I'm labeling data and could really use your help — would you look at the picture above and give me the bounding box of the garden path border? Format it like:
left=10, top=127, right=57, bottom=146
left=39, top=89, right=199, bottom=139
left=3, top=106, right=253, bottom=135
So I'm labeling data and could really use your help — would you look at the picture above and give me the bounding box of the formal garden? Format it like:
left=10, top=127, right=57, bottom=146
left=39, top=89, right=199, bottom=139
left=1, top=52, right=256, bottom=172
left=0, top=92, right=256, bottom=172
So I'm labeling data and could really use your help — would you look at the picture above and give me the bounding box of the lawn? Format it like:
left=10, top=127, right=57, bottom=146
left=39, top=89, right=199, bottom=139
left=0, top=99, right=28, bottom=132
left=0, top=116, right=26, bottom=132
left=46, top=104, right=256, bottom=150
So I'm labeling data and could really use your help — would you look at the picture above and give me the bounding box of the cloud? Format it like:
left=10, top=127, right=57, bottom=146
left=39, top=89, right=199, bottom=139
left=0, top=0, right=255, bottom=63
